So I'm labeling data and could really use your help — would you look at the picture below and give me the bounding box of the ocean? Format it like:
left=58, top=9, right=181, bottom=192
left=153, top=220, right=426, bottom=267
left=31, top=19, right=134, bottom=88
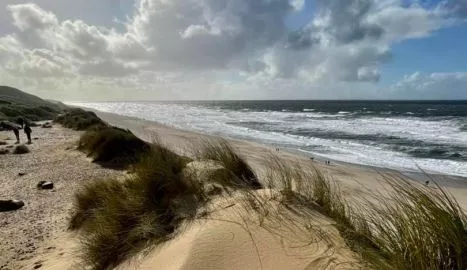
left=69, top=100, right=467, bottom=177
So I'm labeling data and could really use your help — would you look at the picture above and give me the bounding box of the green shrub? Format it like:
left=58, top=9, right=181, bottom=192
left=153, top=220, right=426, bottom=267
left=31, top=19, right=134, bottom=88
left=13, top=144, right=29, bottom=154
left=70, top=146, right=205, bottom=270
left=0, top=104, right=58, bottom=122
left=54, top=108, right=106, bottom=130
left=78, top=126, right=150, bottom=169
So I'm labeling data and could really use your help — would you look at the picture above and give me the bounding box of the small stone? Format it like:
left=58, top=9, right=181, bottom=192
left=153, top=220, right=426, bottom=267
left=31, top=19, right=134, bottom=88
left=0, top=200, right=25, bottom=212
left=18, top=172, right=26, bottom=177
left=37, top=181, right=54, bottom=190
left=33, top=263, right=42, bottom=269
left=37, top=181, right=46, bottom=188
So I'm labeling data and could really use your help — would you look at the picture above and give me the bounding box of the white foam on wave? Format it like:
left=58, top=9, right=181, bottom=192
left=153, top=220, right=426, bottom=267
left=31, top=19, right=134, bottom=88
left=68, top=102, right=467, bottom=177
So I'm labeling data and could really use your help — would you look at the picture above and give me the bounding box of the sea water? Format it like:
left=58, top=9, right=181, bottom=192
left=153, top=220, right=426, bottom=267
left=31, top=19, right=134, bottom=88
left=69, top=100, right=467, bottom=177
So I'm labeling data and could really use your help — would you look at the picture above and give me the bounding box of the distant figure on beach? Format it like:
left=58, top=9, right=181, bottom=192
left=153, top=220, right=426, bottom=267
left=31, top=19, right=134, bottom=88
left=16, top=117, right=24, bottom=129
left=24, top=123, right=32, bottom=144
left=310, top=157, right=315, bottom=161
left=0, top=121, right=20, bottom=144
left=425, top=181, right=430, bottom=186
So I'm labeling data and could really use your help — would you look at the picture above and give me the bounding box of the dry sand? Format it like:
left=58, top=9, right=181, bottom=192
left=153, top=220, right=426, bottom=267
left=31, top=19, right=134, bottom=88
left=117, top=190, right=362, bottom=270
left=1, top=112, right=466, bottom=270
left=0, top=123, right=125, bottom=270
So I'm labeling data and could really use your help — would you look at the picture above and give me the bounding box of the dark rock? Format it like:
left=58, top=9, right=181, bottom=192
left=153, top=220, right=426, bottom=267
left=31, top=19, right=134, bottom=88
left=37, top=181, right=54, bottom=190
left=33, top=263, right=42, bottom=269
left=0, top=200, right=25, bottom=212
left=37, top=181, right=46, bottom=188
left=18, top=172, right=26, bottom=177
left=33, top=137, right=39, bottom=140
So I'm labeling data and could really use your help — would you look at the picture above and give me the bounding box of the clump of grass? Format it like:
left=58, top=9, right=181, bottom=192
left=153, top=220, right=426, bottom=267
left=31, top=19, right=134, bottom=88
left=363, top=176, right=467, bottom=269
left=0, top=148, right=9, bottom=155
left=263, top=157, right=467, bottom=269
left=78, top=126, right=150, bottom=169
left=196, top=140, right=262, bottom=189
left=69, top=145, right=206, bottom=270
left=54, top=108, right=106, bottom=130
left=13, top=144, right=30, bottom=154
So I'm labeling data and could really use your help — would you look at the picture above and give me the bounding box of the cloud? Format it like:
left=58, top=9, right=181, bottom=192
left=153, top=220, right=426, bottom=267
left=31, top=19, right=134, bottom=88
left=0, top=0, right=466, bottom=100
left=390, top=72, right=467, bottom=99
left=366, top=4, right=447, bottom=42
left=444, top=0, right=467, bottom=18
left=8, top=3, right=57, bottom=31
left=312, top=0, right=384, bottom=44
left=127, top=0, right=293, bottom=70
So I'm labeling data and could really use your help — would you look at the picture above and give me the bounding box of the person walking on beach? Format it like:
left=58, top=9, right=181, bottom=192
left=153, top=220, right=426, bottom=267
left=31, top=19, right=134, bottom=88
left=0, top=121, right=21, bottom=144
left=16, top=117, right=24, bottom=129
left=24, top=123, right=32, bottom=144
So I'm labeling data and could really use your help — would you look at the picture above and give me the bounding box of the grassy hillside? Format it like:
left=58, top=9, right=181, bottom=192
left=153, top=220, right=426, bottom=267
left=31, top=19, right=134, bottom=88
left=0, top=86, right=65, bottom=121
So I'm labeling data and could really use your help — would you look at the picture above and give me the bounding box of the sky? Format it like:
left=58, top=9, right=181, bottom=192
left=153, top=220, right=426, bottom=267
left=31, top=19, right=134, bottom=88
left=0, top=0, right=466, bottom=101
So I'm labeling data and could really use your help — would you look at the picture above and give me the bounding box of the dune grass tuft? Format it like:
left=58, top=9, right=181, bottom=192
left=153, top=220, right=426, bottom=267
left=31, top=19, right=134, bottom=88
left=362, top=176, right=467, bottom=270
left=196, top=140, right=262, bottom=189
left=263, top=157, right=467, bottom=269
left=69, top=145, right=206, bottom=270
left=78, top=126, right=150, bottom=169
left=54, top=108, right=106, bottom=130
left=13, top=144, right=29, bottom=154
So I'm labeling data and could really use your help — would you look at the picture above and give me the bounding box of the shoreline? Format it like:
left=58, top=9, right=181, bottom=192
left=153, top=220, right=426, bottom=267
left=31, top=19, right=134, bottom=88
left=90, top=109, right=467, bottom=181
left=91, top=109, right=467, bottom=210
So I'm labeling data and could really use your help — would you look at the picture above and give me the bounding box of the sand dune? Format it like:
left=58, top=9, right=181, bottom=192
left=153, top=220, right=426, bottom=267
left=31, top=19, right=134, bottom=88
left=118, top=192, right=361, bottom=270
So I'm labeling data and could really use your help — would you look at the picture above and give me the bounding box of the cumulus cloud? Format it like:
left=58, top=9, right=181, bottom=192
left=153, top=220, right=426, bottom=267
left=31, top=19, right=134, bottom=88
left=390, top=72, right=467, bottom=99
left=127, top=0, right=293, bottom=70
left=0, top=0, right=466, bottom=100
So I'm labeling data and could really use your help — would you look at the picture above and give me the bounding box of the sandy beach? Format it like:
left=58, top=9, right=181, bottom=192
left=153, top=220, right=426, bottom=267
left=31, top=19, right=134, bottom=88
left=95, top=111, right=467, bottom=210
left=0, top=123, right=125, bottom=270
left=1, top=111, right=466, bottom=270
